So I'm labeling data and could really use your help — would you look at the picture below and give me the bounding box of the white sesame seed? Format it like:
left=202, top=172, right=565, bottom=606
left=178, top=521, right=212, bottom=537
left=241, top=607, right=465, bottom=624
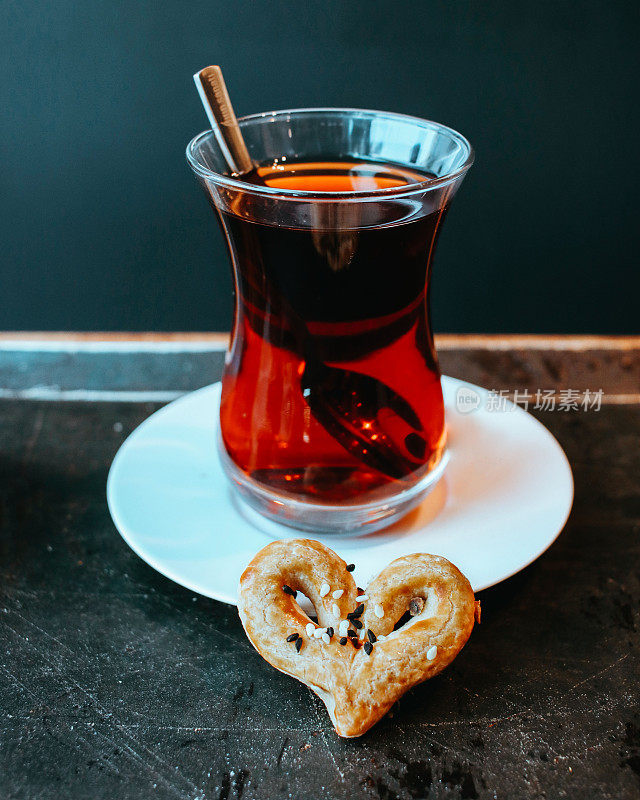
left=427, top=645, right=438, bottom=660
left=338, top=620, right=349, bottom=635
left=332, top=589, right=344, bottom=599
left=305, top=623, right=315, bottom=637
left=319, top=583, right=330, bottom=597
left=356, top=594, right=369, bottom=602
left=359, top=627, right=366, bottom=640
left=332, top=603, right=340, bottom=618
left=374, top=604, right=384, bottom=618
left=377, top=634, right=386, bottom=641
left=322, top=633, right=331, bottom=644
left=313, top=628, right=324, bottom=639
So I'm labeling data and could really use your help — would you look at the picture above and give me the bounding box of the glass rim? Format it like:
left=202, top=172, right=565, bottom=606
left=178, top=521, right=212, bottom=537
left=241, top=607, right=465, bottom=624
left=186, top=107, right=474, bottom=200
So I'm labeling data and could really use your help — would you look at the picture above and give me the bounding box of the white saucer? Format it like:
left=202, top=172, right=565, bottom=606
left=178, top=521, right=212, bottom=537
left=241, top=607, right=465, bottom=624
left=107, top=377, right=573, bottom=603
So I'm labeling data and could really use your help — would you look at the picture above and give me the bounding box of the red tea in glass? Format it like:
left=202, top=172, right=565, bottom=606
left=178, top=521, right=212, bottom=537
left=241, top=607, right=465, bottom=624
left=188, top=110, right=473, bottom=532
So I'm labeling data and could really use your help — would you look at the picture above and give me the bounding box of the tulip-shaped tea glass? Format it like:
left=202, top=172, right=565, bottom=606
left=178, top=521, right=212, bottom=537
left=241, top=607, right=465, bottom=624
left=187, top=109, right=473, bottom=533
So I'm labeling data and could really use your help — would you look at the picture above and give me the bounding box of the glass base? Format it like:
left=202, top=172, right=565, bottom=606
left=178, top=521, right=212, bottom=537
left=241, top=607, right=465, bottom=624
left=217, top=434, right=448, bottom=535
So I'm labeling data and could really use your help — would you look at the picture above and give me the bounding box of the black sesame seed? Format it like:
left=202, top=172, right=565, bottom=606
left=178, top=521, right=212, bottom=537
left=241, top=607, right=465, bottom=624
left=364, top=641, right=373, bottom=655
left=352, top=618, right=363, bottom=629
left=353, top=603, right=365, bottom=617
left=286, top=633, right=299, bottom=642
left=326, top=627, right=334, bottom=638
left=339, top=637, right=348, bottom=645
left=346, top=564, right=355, bottom=572
left=295, top=637, right=303, bottom=652
left=409, top=596, right=425, bottom=616
left=347, top=629, right=357, bottom=638
left=357, top=587, right=364, bottom=594
left=283, top=584, right=297, bottom=597
left=367, top=629, right=377, bottom=643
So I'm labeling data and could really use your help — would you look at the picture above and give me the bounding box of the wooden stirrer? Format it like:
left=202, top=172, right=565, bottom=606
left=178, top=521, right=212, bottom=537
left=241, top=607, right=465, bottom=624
left=193, top=66, right=253, bottom=175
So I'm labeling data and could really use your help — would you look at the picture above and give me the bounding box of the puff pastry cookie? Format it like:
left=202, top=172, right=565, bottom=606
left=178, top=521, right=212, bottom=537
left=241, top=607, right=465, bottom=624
left=238, top=539, right=479, bottom=737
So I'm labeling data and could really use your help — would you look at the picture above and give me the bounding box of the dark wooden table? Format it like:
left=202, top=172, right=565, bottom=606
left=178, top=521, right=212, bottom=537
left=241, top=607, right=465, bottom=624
left=1, top=334, right=638, bottom=800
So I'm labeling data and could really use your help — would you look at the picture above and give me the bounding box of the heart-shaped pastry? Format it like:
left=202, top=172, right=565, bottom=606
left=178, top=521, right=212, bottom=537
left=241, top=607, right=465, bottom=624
left=238, top=539, right=480, bottom=737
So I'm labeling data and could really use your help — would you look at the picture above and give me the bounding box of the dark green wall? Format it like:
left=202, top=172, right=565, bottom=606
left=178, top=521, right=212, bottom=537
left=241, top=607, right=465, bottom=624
left=1, top=0, right=637, bottom=332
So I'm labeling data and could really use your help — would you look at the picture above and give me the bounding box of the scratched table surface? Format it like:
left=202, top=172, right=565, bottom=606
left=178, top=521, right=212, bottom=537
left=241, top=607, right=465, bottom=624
left=0, top=334, right=638, bottom=800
